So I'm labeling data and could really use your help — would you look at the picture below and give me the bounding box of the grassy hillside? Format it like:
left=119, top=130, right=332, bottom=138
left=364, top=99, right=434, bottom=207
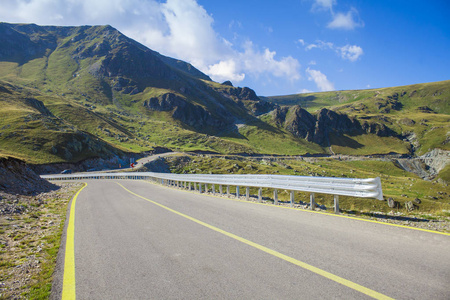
left=265, top=80, right=449, bottom=114
left=265, top=80, right=450, bottom=156
left=0, top=81, right=129, bottom=163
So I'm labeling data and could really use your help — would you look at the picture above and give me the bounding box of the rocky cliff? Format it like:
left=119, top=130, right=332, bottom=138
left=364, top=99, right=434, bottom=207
left=272, top=106, right=397, bottom=146
left=143, top=92, right=234, bottom=130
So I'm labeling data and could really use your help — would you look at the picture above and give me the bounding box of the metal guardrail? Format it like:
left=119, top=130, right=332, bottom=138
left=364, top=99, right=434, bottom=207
left=41, top=172, right=383, bottom=213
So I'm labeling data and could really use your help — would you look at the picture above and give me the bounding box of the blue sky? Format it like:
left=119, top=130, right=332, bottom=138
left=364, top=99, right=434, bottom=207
left=1, top=0, right=449, bottom=96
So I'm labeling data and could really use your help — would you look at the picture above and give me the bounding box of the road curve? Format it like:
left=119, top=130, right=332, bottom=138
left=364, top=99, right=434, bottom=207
left=54, top=179, right=450, bottom=299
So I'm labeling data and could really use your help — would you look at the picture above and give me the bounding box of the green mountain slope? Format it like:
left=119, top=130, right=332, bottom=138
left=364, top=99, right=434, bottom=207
left=0, top=22, right=320, bottom=162
left=264, top=80, right=450, bottom=155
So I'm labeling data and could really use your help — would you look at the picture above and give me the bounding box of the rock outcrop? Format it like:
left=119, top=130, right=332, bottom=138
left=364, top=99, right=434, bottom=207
left=143, top=93, right=233, bottom=130
left=272, top=106, right=397, bottom=146
left=0, top=157, right=57, bottom=195
left=394, top=149, right=450, bottom=181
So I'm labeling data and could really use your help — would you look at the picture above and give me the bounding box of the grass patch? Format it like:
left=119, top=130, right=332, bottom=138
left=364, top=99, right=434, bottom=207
left=0, top=183, right=83, bottom=299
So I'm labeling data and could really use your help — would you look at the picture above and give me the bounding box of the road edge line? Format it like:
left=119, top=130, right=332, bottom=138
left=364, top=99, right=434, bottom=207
left=61, top=182, right=87, bottom=300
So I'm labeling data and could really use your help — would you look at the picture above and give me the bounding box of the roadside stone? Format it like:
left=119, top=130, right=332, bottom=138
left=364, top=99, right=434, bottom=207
left=405, top=201, right=415, bottom=211
left=413, top=198, right=421, bottom=204
left=387, top=197, right=396, bottom=208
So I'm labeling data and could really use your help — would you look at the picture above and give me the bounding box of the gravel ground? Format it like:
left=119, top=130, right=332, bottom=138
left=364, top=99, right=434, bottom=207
left=0, top=182, right=83, bottom=299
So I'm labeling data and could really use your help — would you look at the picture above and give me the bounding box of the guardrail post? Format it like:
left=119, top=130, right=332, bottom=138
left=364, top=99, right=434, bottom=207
left=290, top=191, right=294, bottom=207
left=204, top=183, right=208, bottom=193
left=310, top=193, right=316, bottom=210
left=199, top=183, right=202, bottom=193
left=236, top=186, right=240, bottom=198
left=189, top=182, right=192, bottom=190
left=227, top=185, right=230, bottom=197
left=258, top=187, right=262, bottom=203
left=274, top=189, right=278, bottom=205
left=246, top=187, right=249, bottom=201
left=219, top=185, right=223, bottom=195
left=334, top=195, right=339, bottom=213
left=212, top=184, right=215, bottom=195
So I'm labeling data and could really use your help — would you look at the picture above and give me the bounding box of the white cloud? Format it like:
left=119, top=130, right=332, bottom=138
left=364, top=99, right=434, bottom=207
left=310, top=1, right=363, bottom=31
left=327, top=8, right=364, bottom=30
left=0, top=0, right=300, bottom=86
left=239, top=41, right=301, bottom=81
left=300, top=88, right=314, bottom=93
left=338, top=44, right=363, bottom=61
left=305, top=44, right=318, bottom=51
left=306, top=67, right=334, bottom=92
left=303, top=39, right=363, bottom=62
left=207, top=59, right=245, bottom=83
left=305, top=40, right=334, bottom=51
left=312, top=0, right=336, bottom=12
left=308, top=60, right=317, bottom=65
left=298, top=39, right=305, bottom=46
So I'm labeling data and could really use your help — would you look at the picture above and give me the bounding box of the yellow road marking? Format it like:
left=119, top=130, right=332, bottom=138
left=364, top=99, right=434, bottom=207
left=146, top=180, right=450, bottom=236
left=62, top=183, right=87, bottom=300
left=117, top=182, right=394, bottom=300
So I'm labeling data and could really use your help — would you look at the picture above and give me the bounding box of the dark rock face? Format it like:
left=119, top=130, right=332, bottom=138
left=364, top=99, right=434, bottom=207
left=360, top=122, right=396, bottom=137
left=273, top=106, right=396, bottom=146
left=374, top=96, right=403, bottom=113
left=248, top=100, right=275, bottom=116
left=217, top=85, right=275, bottom=115
left=313, top=108, right=361, bottom=145
left=24, top=98, right=54, bottom=116
left=271, top=107, right=289, bottom=126
left=143, top=93, right=232, bottom=130
left=225, top=86, right=260, bottom=101
left=0, top=23, right=57, bottom=63
left=144, top=93, right=186, bottom=111
left=284, top=106, right=316, bottom=140
left=0, top=157, right=58, bottom=195
left=172, top=104, right=230, bottom=129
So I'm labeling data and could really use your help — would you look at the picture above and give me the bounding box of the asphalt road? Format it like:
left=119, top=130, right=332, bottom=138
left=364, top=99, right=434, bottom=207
left=56, top=179, right=450, bottom=299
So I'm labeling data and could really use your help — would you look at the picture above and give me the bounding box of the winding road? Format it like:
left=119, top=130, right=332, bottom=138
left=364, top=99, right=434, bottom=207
left=53, top=179, right=450, bottom=299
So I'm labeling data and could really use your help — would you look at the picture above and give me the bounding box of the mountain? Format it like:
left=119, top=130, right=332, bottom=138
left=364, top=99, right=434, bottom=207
left=0, top=22, right=448, bottom=164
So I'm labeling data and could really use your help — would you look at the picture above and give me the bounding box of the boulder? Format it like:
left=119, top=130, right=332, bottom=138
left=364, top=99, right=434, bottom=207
left=405, top=201, right=415, bottom=211
left=387, top=197, right=396, bottom=208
